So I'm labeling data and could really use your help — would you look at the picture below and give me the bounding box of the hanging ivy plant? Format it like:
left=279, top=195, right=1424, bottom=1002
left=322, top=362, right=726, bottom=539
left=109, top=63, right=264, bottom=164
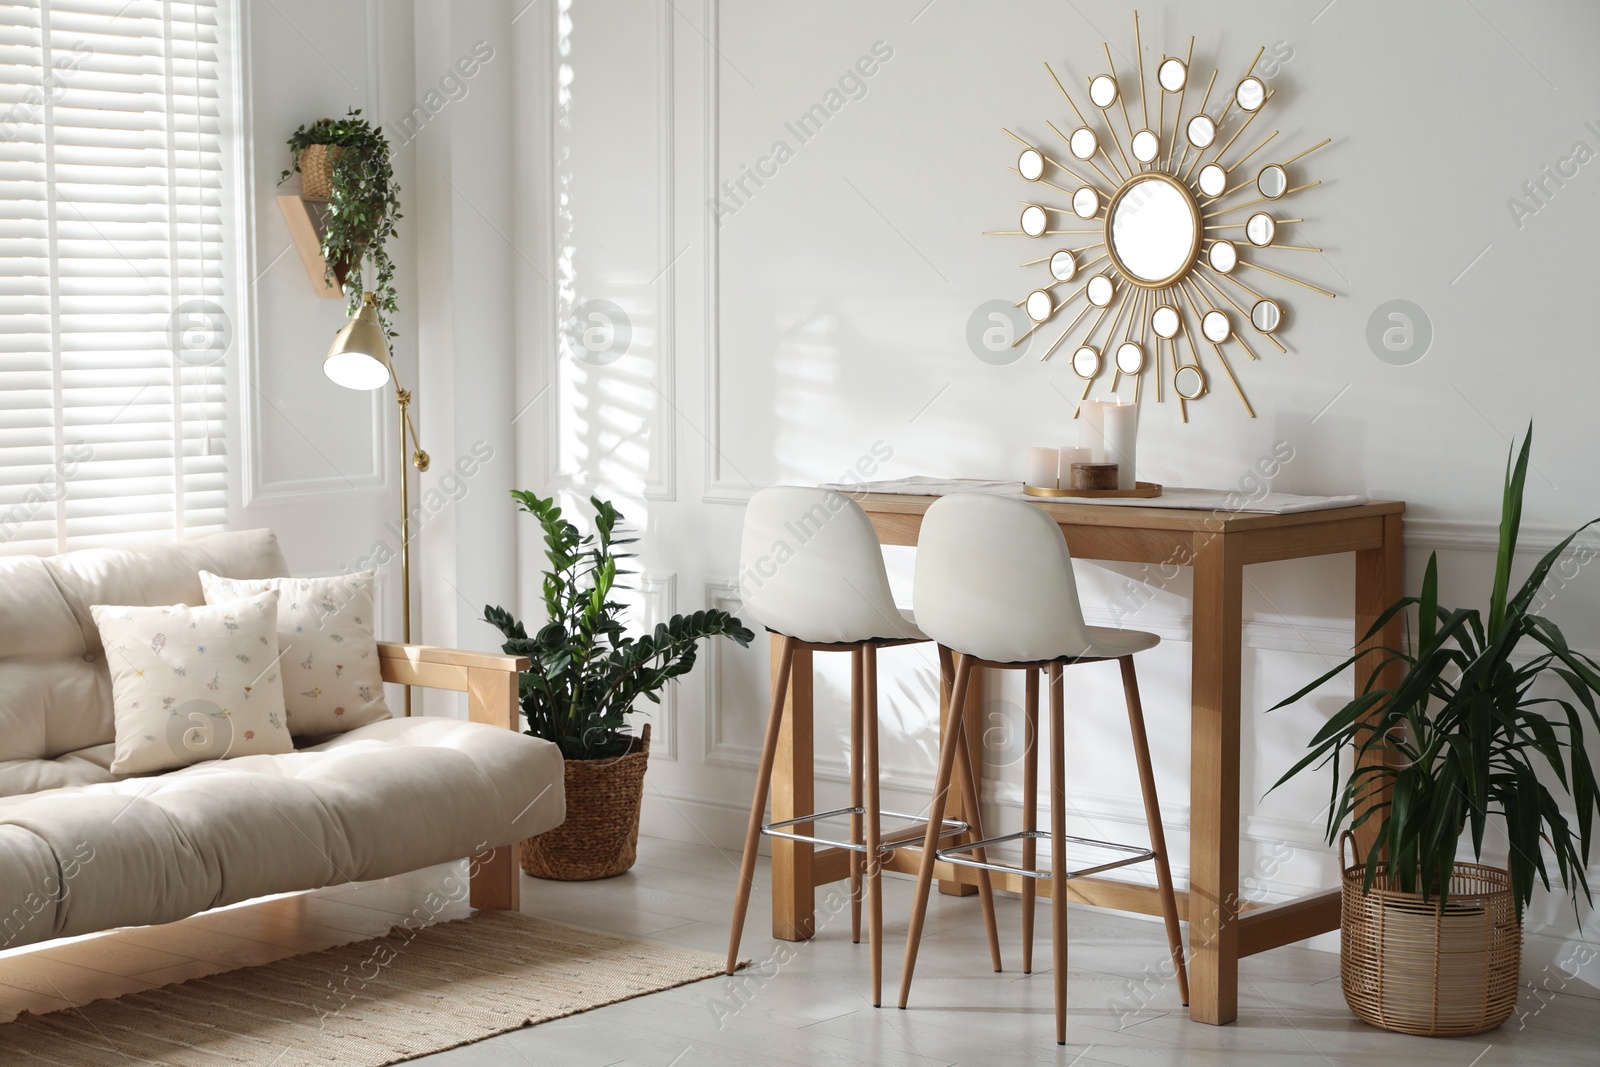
left=279, top=108, right=402, bottom=340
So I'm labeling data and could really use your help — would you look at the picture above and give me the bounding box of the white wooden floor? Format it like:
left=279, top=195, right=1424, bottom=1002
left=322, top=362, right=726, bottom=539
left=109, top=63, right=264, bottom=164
left=2, top=835, right=1595, bottom=1065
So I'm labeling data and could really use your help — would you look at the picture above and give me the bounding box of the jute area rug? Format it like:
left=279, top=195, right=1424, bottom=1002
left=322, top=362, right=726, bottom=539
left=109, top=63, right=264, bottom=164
left=2, top=911, right=730, bottom=1065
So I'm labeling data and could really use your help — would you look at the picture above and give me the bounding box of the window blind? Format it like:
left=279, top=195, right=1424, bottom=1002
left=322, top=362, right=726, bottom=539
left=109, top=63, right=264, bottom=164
left=0, top=0, right=232, bottom=556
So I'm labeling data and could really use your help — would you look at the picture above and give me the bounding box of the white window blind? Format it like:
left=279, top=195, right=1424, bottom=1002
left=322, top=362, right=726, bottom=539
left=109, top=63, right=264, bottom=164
left=0, top=0, right=233, bottom=556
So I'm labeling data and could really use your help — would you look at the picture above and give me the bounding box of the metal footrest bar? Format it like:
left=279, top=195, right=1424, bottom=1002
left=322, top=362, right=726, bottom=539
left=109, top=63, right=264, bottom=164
left=762, top=807, right=969, bottom=853
left=938, top=830, right=1154, bottom=881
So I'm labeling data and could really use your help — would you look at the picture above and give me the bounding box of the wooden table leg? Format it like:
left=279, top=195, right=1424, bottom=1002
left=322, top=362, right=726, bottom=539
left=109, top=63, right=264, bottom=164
left=1190, top=534, right=1243, bottom=1025
left=937, top=645, right=980, bottom=898
left=771, top=634, right=815, bottom=941
left=1352, top=512, right=1406, bottom=862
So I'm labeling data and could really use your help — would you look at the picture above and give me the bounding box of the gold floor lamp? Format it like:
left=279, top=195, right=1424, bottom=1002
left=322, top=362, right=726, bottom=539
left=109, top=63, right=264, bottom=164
left=324, top=291, right=429, bottom=714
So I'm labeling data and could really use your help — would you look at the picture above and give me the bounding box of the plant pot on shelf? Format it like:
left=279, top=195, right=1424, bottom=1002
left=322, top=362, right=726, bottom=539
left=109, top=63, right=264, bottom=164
left=521, top=724, right=651, bottom=881
left=296, top=143, right=342, bottom=199
left=1339, top=834, right=1521, bottom=1037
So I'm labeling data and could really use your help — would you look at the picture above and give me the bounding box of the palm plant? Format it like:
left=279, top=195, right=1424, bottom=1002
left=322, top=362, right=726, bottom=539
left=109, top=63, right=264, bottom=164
left=485, top=492, right=753, bottom=761
left=1273, top=426, right=1600, bottom=917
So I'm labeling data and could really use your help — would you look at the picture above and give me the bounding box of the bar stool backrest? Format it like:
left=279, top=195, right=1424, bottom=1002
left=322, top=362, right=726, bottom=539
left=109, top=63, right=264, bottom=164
left=912, top=493, right=1093, bottom=663
left=740, top=486, right=920, bottom=645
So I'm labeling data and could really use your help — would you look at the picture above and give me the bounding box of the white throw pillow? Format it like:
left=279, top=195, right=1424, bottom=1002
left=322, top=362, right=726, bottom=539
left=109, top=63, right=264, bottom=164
left=199, top=570, right=391, bottom=737
left=91, top=592, right=295, bottom=776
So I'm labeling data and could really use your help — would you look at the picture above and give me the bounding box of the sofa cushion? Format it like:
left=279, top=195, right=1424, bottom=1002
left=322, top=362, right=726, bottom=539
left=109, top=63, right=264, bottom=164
left=0, top=530, right=288, bottom=772
left=0, top=745, right=116, bottom=799
left=0, top=716, right=564, bottom=950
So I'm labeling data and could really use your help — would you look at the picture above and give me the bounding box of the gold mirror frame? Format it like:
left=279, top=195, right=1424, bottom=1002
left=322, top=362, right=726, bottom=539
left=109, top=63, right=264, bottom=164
left=1103, top=171, right=1201, bottom=290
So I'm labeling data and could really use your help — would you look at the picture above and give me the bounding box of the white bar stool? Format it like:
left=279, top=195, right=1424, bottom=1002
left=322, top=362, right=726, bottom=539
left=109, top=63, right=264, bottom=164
left=726, top=487, right=1002, bottom=1005
left=897, top=493, right=1188, bottom=1045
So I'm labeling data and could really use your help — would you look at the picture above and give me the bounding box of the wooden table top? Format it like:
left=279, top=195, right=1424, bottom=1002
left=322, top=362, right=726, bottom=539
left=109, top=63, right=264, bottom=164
left=850, top=492, right=1406, bottom=534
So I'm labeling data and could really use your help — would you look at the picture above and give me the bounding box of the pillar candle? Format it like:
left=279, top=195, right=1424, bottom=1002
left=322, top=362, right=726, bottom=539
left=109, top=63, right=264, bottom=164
left=1079, top=400, right=1110, bottom=463
left=1101, top=395, right=1139, bottom=490
left=1025, top=446, right=1060, bottom=489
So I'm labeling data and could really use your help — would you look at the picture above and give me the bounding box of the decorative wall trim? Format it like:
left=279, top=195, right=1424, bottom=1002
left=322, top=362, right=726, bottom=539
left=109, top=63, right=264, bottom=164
left=638, top=571, right=679, bottom=761
left=701, top=577, right=744, bottom=764
left=1405, top=516, right=1596, bottom=555
left=644, top=1, right=678, bottom=501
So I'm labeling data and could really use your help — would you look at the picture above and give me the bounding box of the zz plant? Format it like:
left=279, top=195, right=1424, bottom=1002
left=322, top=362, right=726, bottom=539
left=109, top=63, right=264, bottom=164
left=485, top=492, right=754, bottom=761
left=279, top=108, right=402, bottom=340
left=1273, top=426, right=1600, bottom=917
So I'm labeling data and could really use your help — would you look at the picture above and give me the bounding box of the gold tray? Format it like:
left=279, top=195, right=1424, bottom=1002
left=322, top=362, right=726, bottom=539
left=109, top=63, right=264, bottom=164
left=1023, top=481, right=1163, bottom=499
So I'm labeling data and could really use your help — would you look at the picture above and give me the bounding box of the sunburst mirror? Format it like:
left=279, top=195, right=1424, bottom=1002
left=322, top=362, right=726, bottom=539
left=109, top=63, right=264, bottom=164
left=990, top=11, right=1333, bottom=421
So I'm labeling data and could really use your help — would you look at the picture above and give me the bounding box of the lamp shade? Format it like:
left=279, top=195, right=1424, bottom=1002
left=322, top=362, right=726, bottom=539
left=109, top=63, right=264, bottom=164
left=324, top=292, right=392, bottom=390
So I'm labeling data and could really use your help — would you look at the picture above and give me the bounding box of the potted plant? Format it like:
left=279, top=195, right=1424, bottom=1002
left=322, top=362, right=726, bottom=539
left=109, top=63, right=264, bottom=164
left=1273, top=426, right=1600, bottom=1036
left=485, top=491, right=753, bottom=880
left=278, top=108, right=402, bottom=337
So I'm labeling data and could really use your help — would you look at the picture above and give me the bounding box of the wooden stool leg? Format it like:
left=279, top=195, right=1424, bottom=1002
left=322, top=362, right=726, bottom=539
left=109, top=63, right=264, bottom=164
left=1021, top=667, right=1040, bottom=974
left=863, top=643, right=885, bottom=1006
left=1121, top=655, right=1190, bottom=1007
left=849, top=645, right=865, bottom=945
left=952, top=705, right=1003, bottom=973
left=1049, top=662, right=1068, bottom=1045
left=727, top=636, right=796, bottom=975
left=898, top=651, right=974, bottom=1009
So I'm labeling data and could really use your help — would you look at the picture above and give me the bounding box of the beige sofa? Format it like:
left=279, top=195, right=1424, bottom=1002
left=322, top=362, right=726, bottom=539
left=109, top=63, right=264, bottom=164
left=0, top=530, right=564, bottom=952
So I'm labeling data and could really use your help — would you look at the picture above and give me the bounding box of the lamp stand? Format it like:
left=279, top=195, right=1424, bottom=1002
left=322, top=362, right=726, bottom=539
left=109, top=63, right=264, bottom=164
left=395, top=385, right=429, bottom=715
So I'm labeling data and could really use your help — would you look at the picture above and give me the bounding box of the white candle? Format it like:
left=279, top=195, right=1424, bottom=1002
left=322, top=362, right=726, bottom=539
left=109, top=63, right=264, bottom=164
left=1101, top=395, right=1139, bottom=490
left=1080, top=400, right=1109, bottom=463
left=1058, top=446, right=1092, bottom=487
left=1025, top=446, right=1060, bottom=489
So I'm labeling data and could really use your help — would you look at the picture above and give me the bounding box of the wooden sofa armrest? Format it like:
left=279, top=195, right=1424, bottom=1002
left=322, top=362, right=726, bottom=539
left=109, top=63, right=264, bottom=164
left=375, top=642, right=533, bottom=912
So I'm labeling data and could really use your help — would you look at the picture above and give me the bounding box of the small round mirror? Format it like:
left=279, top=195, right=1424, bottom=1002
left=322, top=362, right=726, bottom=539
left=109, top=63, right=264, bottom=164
left=1174, top=364, right=1207, bottom=399
left=1049, top=249, right=1077, bottom=282
left=1235, top=76, right=1266, bottom=112
left=1069, top=126, right=1099, bottom=161
left=1021, top=204, right=1048, bottom=238
left=1131, top=129, right=1160, bottom=163
left=1107, top=173, right=1200, bottom=287
left=1151, top=304, right=1180, bottom=339
left=1072, top=345, right=1101, bottom=380
left=1251, top=298, right=1282, bottom=333
left=1087, top=274, right=1115, bottom=307
left=1186, top=114, right=1216, bottom=149
left=1116, top=341, right=1144, bottom=374
left=1201, top=309, right=1231, bottom=343
left=1257, top=164, right=1287, bottom=199
left=1208, top=240, right=1238, bottom=273
left=1018, top=148, right=1045, bottom=182
left=1025, top=290, right=1054, bottom=322
left=1245, top=212, right=1276, bottom=247
left=1158, top=58, right=1187, bottom=92
left=1198, top=163, right=1227, bottom=198
left=1072, top=186, right=1100, bottom=219
left=1089, top=74, right=1118, bottom=109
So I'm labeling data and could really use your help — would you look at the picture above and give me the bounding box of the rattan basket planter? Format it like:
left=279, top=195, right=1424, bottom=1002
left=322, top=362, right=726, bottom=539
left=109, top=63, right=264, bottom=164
left=521, top=725, right=650, bottom=881
left=296, top=143, right=341, bottom=199
left=1340, top=836, right=1521, bottom=1036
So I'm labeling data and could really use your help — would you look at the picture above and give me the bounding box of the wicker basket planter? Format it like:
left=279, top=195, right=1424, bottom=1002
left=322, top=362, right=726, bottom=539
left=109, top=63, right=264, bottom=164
left=297, top=143, right=341, bottom=199
left=1339, top=835, right=1521, bottom=1036
left=521, top=725, right=650, bottom=881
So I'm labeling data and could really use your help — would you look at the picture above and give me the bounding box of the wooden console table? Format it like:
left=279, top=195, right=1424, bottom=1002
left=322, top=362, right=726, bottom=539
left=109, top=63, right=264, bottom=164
left=764, top=492, right=1405, bottom=1025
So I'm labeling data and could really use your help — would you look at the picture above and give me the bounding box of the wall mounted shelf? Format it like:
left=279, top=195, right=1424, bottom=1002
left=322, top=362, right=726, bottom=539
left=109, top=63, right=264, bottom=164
left=275, top=193, right=344, bottom=299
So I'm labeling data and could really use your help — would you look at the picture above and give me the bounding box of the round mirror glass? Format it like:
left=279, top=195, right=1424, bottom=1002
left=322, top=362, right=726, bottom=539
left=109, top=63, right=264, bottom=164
left=1072, top=186, right=1100, bottom=219
left=1072, top=346, right=1101, bottom=379
left=1174, top=364, right=1207, bottom=399
left=1116, top=341, right=1144, bottom=374
left=1107, top=174, right=1200, bottom=287
left=1021, top=204, right=1048, bottom=238
left=1131, top=129, right=1160, bottom=163
left=1070, top=126, right=1098, bottom=161
left=1025, top=290, right=1054, bottom=322
left=1151, top=304, right=1180, bottom=338
left=1186, top=114, right=1216, bottom=149
left=1202, top=309, right=1231, bottom=343
left=1235, top=76, right=1266, bottom=112
left=1208, top=239, right=1238, bottom=273
left=1251, top=298, right=1282, bottom=333
left=1087, top=274, right=1115, bottom=307
left=1049, top=249, right=1077, bottom=282
left=1018, top=148, right=1045, bottom=181
left=1089, top=74, right=1118, bottom=109
left=1257, top=164, right=1287, bottom=198
left=1198, top=162, right=1227, bottom=198
left=1245, top=212, right=1276, bottom=247
left=1158, top=58, right=1187, bottom=92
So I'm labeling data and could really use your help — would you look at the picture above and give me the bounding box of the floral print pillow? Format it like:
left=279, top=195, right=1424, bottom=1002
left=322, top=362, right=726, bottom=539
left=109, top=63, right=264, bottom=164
left=91, top=591, right=294, bottom=775
left=199, top=570, right=391, bottom=738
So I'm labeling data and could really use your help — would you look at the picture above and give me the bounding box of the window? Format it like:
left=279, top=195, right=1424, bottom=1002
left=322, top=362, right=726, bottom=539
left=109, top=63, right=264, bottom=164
left=0, top=0, right=235, bottom=556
